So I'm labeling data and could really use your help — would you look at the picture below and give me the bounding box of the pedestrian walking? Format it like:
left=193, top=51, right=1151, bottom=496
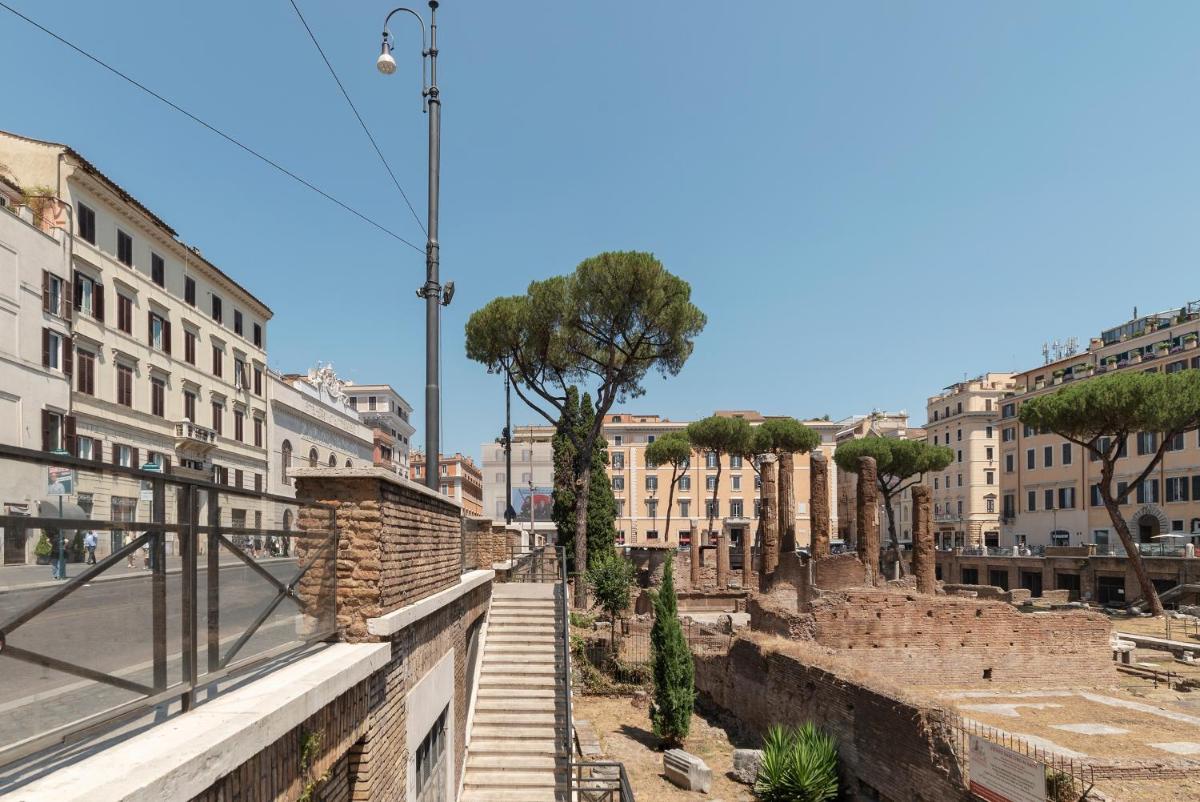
left=84, top=530, right=98, bottom=565
left=49, top=531, right=64, bottom=580
left=126, top=531, right=137, bottom=568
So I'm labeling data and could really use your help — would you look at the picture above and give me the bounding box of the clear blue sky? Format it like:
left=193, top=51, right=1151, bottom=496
left=4, top=2, right=1199, bottom=459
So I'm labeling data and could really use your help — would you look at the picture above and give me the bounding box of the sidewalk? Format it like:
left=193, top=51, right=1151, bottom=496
left=0, top=555, right=294, bottom=593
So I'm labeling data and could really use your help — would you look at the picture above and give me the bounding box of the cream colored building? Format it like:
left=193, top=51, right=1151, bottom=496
left=480, top=410, right=843, bottom=552
left=412, top=452, right=484, bottom=516
left=480, top=425, right=556, bottom=538
left=342, top=383, right=415, bottom=478
left=924, top=373, right=1015, bottom=549
left=999, top=304, right=1200, bottom=553
left=1, top=130, right=271, bottom=556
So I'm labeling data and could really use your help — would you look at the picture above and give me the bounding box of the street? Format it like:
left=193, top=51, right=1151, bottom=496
left=0, top=557, right=319, bottom=751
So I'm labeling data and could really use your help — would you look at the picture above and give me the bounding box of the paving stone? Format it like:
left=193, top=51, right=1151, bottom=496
left=1050, top=723, right=1130, bottom=736
left=1149, top=741, right=1200, bottom=755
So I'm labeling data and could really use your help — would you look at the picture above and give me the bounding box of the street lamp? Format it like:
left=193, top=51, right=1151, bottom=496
left=377, top=2, right=447, bottom=492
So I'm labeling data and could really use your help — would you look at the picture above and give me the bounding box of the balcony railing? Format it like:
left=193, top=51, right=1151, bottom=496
left=174, top=421, right=216, bottom=443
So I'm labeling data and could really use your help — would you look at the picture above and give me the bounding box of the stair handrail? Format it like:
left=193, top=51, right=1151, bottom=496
left=558, top=544, right=573, bottom=789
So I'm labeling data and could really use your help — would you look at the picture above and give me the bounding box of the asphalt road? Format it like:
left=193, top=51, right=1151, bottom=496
left=0, top=558, right=325, bottom=751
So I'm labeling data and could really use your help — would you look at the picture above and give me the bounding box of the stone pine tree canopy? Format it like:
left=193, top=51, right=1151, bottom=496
left=1019, top=369, right=1200, bottom=616
left=465, top=251, right=707, bottom=605
left=758, top=417, right=820, bottom=456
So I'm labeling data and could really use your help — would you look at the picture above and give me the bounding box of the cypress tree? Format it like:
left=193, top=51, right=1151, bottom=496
left=551, top=388, right=581, bottom=570
left=552, top=389, right=616, bottom=572
left=649, top=559, right=694, bottom=747
left=581, top=393, right=616, bottom=567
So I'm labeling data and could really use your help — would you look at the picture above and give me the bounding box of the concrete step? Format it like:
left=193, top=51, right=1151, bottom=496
left=467, top=754, right=559, bottom=771
left=481, top=663, right=558, bottom=675
left=472, top=711, right=561, bottom=726
left=484, top=651, right=558, bottom=664
left=485, top=641, right=558, bottom=652
left=489, top=615, right=558, bottom=624
left=459, top=787, right=557, bottom=802
left=488, top=626, right=557, bottom=636
left=475, top=696, right=558, bottom=712
left=477, top=686, right=557, bottom=699
left=492, top=586, right=557, bottom=600
left=463, top=770, right=557, bottom=788
left=479, top=674, right=557, bottom=689
left=469, top=738, right=560, bottom=754
left=469, top=725, right=559, bottom=740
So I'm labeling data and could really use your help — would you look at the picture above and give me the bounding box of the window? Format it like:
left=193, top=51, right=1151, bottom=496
left=1166, top=476, right=1190, bottom=503
left=679, top=499, right=690, bottom=517
left=1001, top=402, right=1016, bottom=419
left=985, top=425, right=993, bottom=438
left=934, top=477, right=940, bottom=490
left=957, top=473, right=963, bottom=487
left=957, top=428, right=962, bottom=442
left=647, top=435, right=656, bottom=444
left=1002, top=427, right=1015, bottom=443
left=730, top=454, right=743, bottom=469
left=151, top=377, right=165, bottom=417
left=41, top=410, right=65, bottom=452
left=73, top=271, right=99, bottom=317
left=149, top=312, right=170, bottom=352
left=116, top=363, right=133, bottom=407
left=211, top=402, right=223, bottom=435
left=613, top=434, right=623, bottom=446
left=253, top=322, right=262, bottom=348
left=706, top=475, right=716, bottom=491
left=1091, top=484, right=1102, bottom=507
left=957, top=449, right=963, bottom=462
left=413, top=708, right=447, bottom=800
left=234, top=310, right=243, bottom=336
left=184, top=276, right=196, bottom=306
left=1137, top=431, right=1158, bottom=456
left=1002, top=494, right=1015, bottom=519
left=184, top=390, right=196, bottom=421
left=730, top=499, right=744, bottom=517
left=957, top=500, right=963, bottom=516
left=253, top=367, right=263, bottom=396
left=1027, top=490, right=1036, bottom=512
left=183, top=329, right=196, bottom=365
left=705, top=499, right=719, bottom=518
left=1117, top=481, right=1129, bottom=503
left=1136, top=478, right=1159, bottom=504
left=281, top=440, right=293, bottom=484
left=1004, top=453, right=1014, bottom=473
left=705, top=451, right=718, bottom=469
left=1193, top=476, right=1200, bottom=503
left=644, top=451, right=657, bottom=469
left=234, top=358, right=247, bottom=390
left=253, top=416, right=263, bottom=447
left=1061, top=442, right=1072, bottom=465
left=350, top=396, right=359, bottom=410
left=76, top=349, right=95, bottom=395
left=731, top=474, right=742, bottom=491
left=77, top=203, right=96, bottom=244
left=1043, top=445, right=1053, bottom=468
left=646, top=499, right=658, bottom=517
left=151, top=253, right=165, bottom=287
left=1165, top=432, right=1185, bottom=452
left=117, top=294, right=133, bottom=334
left=42, top=271, right=67, bottom=317
left=211, top=294, right=223, bottom=323
left=1058, top=486, right=1076, bottom=509
left=611, top=452, right=624, bottom=469
left=368, top=396, right=377, bottom=411
left=985, top=446, right=994, bottom=460
left=234, top=409, right=244, bottom=442
left=42, top=328, right=66, bottom=373
left=117, top=229, right=133, bottom=266
left=1023, top=424, right=1035, bottom=438
left=1026, top=449, right=1035, bottom=470
left=645, top=475, right=658, bottom=491
left=678, top=475, right=691, bottom=491
left=986, top=497, right=995, bottom=513
left=212, top=345, right=223, bottom=378
left=114, top=444, right=134, bottom=468
left=985, top=470, right=994, bottom=485
left=1167, top=359, right=1187, bottom=374
left=1044, top=489, right=1054, bottom=510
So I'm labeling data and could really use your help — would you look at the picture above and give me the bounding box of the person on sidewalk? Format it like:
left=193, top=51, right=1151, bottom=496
left=52, top=532, right=67, bottom=581
left=126, top=532, right=137, bottom=568
left=84, top=530, right=98, bottom=565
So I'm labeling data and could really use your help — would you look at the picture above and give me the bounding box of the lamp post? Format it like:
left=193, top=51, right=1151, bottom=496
left=378, top=1, right=450, bottom=491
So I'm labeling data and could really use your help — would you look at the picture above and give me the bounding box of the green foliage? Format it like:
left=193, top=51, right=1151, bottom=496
left=1045, top=770, right=1077, bottom=802
left=686, top=415, right=753, bottom=458
left=586, top=549, right=635, bottom=623
left=649, top=560, right=694, bottom=746
left=469, top=253, right=706, bottom=592
left=553, top=388, right=616, bottom=573
left=569, top=610, right=596, bottom=629
left=833, top=437, right=953, bottom=488
left=760, top=417, right=821, bottom=456
left=644, top=431, right=693, bottom=470
left=34, top=532, right=53, bottom=558
left=297, top=729, right=330, bottom=802
left=754, top=723, right=839, bottom=802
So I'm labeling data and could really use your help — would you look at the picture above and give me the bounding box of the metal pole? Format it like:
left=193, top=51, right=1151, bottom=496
left=151, top=478, right=167, bottom=695
left=421, top=0, right=442, bottom=491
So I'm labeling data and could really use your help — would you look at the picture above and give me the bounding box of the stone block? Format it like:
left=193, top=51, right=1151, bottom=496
left=731, top=748, right=763, bottom=785
left=664, top=748, right=712, bottom=792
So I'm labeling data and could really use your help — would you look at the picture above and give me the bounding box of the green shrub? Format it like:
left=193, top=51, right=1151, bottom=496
left=34, top=532, right=53, bottom=558
left=754, top=723, right=839, bottom=802
left=1045, top=769, right=1077, bottom=802
left=569, top=611, right=596, bottom=629
left=649, top=560, right=694, bottom=746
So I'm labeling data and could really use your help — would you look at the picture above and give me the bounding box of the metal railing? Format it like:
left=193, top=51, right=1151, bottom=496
left=565, top=760, right=635, bottom=801
left=556, top=545, right=575, bottom=798
left=507, top=543, right=550, bottom=582
left=0, top=445, right=338, bottom=768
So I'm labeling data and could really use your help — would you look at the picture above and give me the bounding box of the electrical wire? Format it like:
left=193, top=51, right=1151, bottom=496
left=286, top=0, right=427, bottom=237
left=0, top=0, right=424, bottom=253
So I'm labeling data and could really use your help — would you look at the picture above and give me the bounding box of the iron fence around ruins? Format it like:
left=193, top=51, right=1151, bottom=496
left=0, top=444, right=340, bottom=770
left=938, top=710, right=1096, bottom=802
left=581, top=616, right=733, bottom=669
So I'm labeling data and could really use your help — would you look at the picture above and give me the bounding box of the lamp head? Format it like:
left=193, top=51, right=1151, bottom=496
left=377, top=37, right=397, bottom=75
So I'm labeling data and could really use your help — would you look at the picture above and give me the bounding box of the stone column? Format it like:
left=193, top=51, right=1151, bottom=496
left=911, top=484, right=935, bottom=594
left=690, top=534, right=702, bottom=589
left=760, top=455, right=779, bottom=577
left=855, top=456, right=879, bottom=587
left=741, top=517, right=754, bottom=589
left=777, top=452, right=796, bottom=555
left=716, top=527, right=730, bottom=589
left=810, top=452, right=830, bottom=558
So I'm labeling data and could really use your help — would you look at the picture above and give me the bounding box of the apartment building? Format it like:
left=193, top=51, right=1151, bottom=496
left=342, top=383, right=415, bottom=478
left=0, top=178, right=74, bottom=561
left=479, top=425, right=556, bottom=536
left=267, top=366, right=374, bottom=526
left=479, top=410, right=842, bottom=551
left=1, top=130, right=272, bottom=555
left=999, top=303, right=1200, bottom=550
left=412, top=452, right=484, bottom=515
left=924, top=373, right=1015, bottom=549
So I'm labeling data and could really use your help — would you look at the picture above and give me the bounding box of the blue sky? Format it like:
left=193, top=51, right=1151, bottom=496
left=4, top=2, right=1200, bottom=458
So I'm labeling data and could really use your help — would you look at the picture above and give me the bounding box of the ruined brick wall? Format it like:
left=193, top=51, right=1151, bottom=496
left=674, top=548, right=717, bottom=590
left=693, top=634, right=969, bottom=802
left=813, top=553, right=869, bottom=590
left=750, top=589, right=1112, bottom=688
left=188, top=680, right=370, bottom=802
left=462, top=517, right=509, bottom=570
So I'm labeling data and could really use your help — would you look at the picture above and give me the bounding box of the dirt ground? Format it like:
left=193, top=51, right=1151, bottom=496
left=572, top=694, right=758, bottom=802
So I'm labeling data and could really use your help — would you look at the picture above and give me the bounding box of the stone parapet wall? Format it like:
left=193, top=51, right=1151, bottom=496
left=462, top=516, right=513, bottom=570
left=693, top=634, right=969, bottom=801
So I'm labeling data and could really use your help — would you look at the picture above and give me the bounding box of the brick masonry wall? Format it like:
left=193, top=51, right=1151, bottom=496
left=674, top=548, right=717, bottom=590
left=462, top=517, right=509, bottom=570
left=188, top=680, right=370, bottom=802
left=749, top=589, right=1112, bottom=688
left=694, top=634, right=969, bottom=802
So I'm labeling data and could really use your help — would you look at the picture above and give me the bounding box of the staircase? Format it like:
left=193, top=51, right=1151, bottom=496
left=461, top=582, right=566, bottom=802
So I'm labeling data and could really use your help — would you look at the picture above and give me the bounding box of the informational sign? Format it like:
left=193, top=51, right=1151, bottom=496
left=139, top=480, right=155, bottom=502
left=511, top=487, right=554, bottom=522
left=968, top=735, right=1047, bottom=802
left=46, top=466, right=75, bottom=496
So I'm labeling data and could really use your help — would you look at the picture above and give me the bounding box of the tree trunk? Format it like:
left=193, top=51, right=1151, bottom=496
left=573, top=464, right=591, bottom=608
left=1099, top=466, right=1163, bottom=615
left=881, top=491, right=906, bottom=578
left=663, top=468, right=677, bottom=546
left=777, top=452, right=796, bottom=555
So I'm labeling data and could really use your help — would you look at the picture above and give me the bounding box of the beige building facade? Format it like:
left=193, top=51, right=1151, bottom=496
left=999, top=302, right=1200, bottom=551
left=412, top=452, right=484, bottom=516
left=924, top=373, right=1015, bottom=550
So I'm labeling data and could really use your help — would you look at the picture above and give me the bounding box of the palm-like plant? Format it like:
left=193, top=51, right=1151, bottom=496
left=754, top=723, right=839, bottom=802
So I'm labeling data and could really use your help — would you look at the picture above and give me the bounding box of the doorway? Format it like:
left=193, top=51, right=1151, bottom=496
left=1138, top=514, right=1161, bottom=544
left=1020, top=570, right=1043, bottom=597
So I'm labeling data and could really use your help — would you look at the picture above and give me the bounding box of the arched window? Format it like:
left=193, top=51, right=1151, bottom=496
left=309, top=447, right=318, bottom=467
left=328, top=454, right=336, bottom=467
left=281, top=440, right=292, bottom=485
left=345, top=459, right=352, bottom=468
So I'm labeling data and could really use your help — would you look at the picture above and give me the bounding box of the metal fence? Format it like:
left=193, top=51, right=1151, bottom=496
left=0, top=445, right=338, bottom=768
left=582, top=616, right=734, bottom=668
left=939, top=711, right=1095, bottom=801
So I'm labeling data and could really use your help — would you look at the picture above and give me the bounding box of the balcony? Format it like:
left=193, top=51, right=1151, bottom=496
left=174, top=420, right=218, bottom=457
